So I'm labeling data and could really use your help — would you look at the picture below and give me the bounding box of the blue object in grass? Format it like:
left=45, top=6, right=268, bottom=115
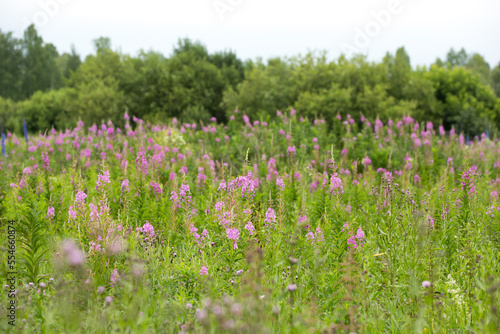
left=1, top=132, right=5, bottom=157
left=23, top=117, right=28, bottom=144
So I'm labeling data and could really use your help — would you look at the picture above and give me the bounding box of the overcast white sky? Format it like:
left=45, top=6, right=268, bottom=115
left=1, top=0, right=499, bottom=67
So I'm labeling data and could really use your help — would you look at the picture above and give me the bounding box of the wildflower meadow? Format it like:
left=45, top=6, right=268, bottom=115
left=0, top=111, right=499, bottom=333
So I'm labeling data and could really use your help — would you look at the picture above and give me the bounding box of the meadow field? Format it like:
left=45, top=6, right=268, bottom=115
left=0, top=111, right=499, bottom=333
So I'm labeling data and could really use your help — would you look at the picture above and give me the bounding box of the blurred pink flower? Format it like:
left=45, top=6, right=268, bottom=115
left=200, top=266, right=208, bottom=276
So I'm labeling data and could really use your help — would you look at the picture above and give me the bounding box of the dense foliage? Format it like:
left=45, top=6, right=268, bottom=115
left=0, top=112, right=499, bottom=333
left=1, top=26, right=500, bottom=136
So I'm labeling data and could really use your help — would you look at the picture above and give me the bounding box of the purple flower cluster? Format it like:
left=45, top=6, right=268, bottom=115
left=46, top=206, right=55, bottom=220
left=306, top=227, right=324, bottom=243
left=245, top=222, right=255, bottom=235
left=264, top=208, right=276, bottom=225
left=190, top=225, right=208, bottom=246
left=347, top=227, right=365, bottom=250
left=61, top=240, right=85, bottom=266
left=287, top=146, right=296, bottom=157
left=41, top=152, right=50, bottom=171
left=330, top=173, right=344, bottom=194
left=229, top=174, right=257, bottom=199
left=76, top=190, right=87, bottom=203
left=226, top=228, right=240, bottom=249
left=276, top=177, right=285, bottom=191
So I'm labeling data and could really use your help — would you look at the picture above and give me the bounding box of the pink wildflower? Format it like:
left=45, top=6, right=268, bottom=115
left=110, top=269, right=120, bottom=284
left=61, top=240, right=85, bottom=266
left=276, top=177, right=285, bottom=191
left=264, top=208, right=276, bottom=224
left=121, top=179, right=129, bottom=191
left=89, top=204, right=100, bottom=222
left=41, top=152, right=50, bottom=171
left=142, top=223, right=155, bottom=238
left=427, top=215, right=435, bottom=229
left=68, top=206, right=76, bottom=220
left=200, top=266, right=208, bottom=276
left=348, top=227, right=365, bottom=250
left=215, top=201, right=225, bottom=211
left=96, top=170, right=111, bottom=189
left=287, top=146, right=296, bottom=157
left=46, top=207, right=55, bottom=220
left=226, top=228, right=240, bottom=249
left=330, top=173, right=344, bottom=194
left=245, top=222, right=255, bottom=235
left=76, top=190, right=87, bottom=203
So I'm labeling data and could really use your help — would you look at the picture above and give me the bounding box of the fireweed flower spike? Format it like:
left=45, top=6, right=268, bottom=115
left=200, top=266, right=208, bottom=276
left=330, top=173, right=344, bottom=195
left=276, top=177, right=285, bottom=191
left=264, top=208, right=276, bottom=226
left=76, top=190, right=87, bottom=203
left=46, top=207, right=55, bottom=220
left=121, top=179, right=129, bottom=192
left=245, top=222, right=255, bottom=235
left=226, top=228, right=240, bottom=249
left=347, top=227, right=365, bottom=250
left=68, top=206, right=76, bottom=220
left=287, top=146, right=296, bottom=157
left=96, top=169, right=111, bottom=190
left=41, top=152, right=50, bottom=171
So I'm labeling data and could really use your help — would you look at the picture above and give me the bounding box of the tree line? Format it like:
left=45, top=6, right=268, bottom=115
left=1, top=24, right=500, bottom=136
